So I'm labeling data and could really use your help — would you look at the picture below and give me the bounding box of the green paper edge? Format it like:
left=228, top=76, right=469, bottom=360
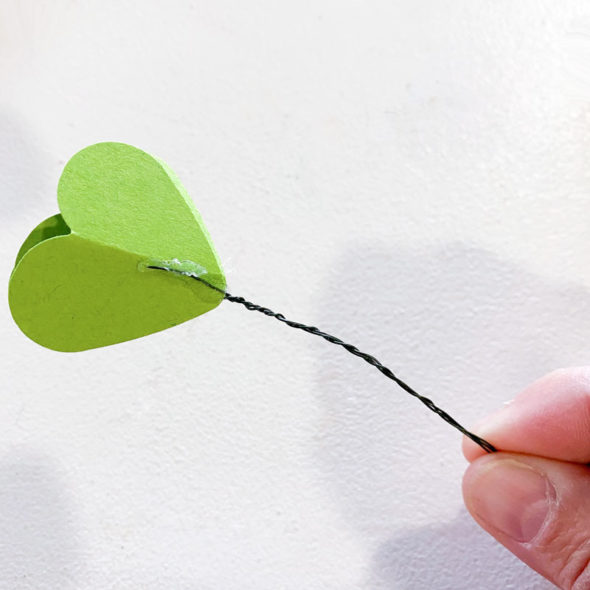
left=15, top=214, right=70, bottom=267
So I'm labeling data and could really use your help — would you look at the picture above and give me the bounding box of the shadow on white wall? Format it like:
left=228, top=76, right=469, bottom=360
left=315, top=242, right=587, bottom=589
left=0, top=109, right=54, bottom=227
left=0, top=449, right=83, bottom=589
left=369, top=509, right=550, bottom=590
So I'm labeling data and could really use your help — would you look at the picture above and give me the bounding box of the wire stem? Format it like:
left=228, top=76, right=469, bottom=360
left=148, top=265, right=497, bottom=453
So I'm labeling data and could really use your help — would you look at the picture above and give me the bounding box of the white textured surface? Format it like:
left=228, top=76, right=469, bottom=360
left=1, top=1, right=589, bottom=588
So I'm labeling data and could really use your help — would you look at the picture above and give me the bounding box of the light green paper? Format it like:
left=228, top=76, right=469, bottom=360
left=9, top=142, right=226, bottom=352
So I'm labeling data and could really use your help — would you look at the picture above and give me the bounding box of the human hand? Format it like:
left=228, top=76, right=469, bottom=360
left=462, top=368, right=590, bottom=589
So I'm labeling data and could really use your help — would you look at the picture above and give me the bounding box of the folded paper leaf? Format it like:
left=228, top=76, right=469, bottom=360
left=8, top=142, right=225, bottom=352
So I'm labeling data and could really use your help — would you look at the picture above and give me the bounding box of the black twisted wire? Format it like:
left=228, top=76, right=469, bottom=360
left=148, top=266, right=497, bottom=453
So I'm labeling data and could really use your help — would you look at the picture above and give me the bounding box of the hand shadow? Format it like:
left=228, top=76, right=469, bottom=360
left=369, top=508, right=551, bottom=590
left=314, top=241, right=588, bottom=589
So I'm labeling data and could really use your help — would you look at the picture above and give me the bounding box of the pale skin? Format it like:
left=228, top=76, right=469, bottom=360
left=462, top=367, right=590, bottom=589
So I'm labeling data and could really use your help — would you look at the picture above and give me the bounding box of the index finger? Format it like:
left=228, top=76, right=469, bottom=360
left=463, top=367, right=590, bottom=463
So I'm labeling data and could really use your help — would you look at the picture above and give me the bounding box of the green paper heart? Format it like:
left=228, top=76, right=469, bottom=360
left=9, top=142, right=226, bottom=352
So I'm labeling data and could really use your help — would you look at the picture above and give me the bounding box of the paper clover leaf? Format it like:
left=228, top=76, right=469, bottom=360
left=7, top=142, right=499, bottom=458
left=8, top=142, right=225, bottom=352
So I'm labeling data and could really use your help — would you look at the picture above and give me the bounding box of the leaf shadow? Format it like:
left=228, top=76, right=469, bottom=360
left=0, top=108, right=52, bottom=219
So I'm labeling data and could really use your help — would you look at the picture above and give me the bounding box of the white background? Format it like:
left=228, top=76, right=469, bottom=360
left=1, top=1, right=590, bottom=588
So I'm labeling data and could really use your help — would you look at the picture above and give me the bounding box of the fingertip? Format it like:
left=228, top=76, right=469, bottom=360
left=461, top=452, right=502, bottom=525
left=461, top=451, right=493, bottom=505
left=462, top=367, right=590, bottom=464
left=461, top=413, right=503, bottom=462
left=462, top=433, right=487, bottom=462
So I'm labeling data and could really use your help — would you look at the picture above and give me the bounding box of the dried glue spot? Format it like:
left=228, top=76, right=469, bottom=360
left=138, top=258, right=208, bottom=279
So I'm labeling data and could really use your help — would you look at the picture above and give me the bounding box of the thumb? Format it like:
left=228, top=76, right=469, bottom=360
left=463, top=452, right=590, bottom=589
